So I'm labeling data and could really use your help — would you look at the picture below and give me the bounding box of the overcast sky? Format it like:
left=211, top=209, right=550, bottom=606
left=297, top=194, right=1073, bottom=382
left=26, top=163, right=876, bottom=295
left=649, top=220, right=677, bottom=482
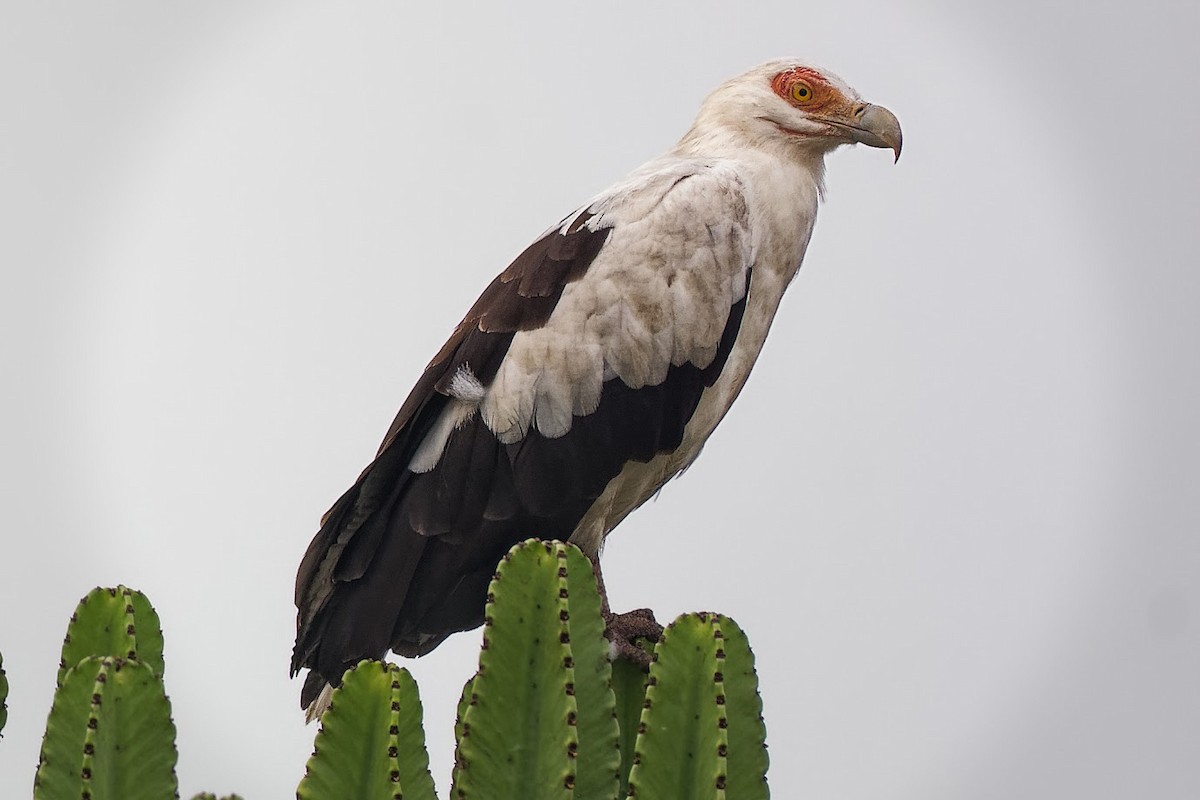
left=2, top=2, right=1198, bottom=798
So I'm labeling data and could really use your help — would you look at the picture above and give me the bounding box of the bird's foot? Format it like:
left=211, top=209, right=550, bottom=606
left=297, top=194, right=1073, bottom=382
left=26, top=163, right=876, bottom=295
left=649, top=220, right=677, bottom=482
left=603, top=607, right=663, bottom=668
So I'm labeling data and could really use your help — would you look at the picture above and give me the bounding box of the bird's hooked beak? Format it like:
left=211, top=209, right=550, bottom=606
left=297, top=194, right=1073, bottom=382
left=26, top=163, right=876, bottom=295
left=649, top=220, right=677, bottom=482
left=840, top=103, right=903, bottom=162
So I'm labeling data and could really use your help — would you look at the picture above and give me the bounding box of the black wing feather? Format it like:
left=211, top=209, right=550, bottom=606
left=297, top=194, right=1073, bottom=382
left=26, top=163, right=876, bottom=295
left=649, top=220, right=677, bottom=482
left=292, top=211, right=750, bottom=710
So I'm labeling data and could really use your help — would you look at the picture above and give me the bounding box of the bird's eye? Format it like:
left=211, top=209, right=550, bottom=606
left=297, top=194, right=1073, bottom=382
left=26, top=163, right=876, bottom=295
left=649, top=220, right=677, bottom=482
left=790, top=81, right=815, bottom=104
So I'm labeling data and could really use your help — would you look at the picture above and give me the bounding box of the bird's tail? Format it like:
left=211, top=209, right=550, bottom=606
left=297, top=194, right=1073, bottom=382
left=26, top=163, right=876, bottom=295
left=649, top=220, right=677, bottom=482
left=304, top=680, right=335, bottom=724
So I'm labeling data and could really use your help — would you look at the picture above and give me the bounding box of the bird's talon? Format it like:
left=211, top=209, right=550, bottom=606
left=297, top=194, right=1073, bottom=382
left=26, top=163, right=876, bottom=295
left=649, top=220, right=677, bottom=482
left=604, top=608, right=664, bottom=669
left=610, top=635, right=654, bottom=669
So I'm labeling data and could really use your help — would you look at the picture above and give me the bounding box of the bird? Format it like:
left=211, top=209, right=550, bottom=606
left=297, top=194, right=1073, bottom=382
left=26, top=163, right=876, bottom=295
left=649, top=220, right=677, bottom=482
left=292, top=58, right=901, bottom=719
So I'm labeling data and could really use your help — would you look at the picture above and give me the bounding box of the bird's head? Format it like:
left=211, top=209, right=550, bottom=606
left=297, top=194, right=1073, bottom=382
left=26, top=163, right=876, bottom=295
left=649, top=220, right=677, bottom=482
left=686, top=59, right=902, bottom=163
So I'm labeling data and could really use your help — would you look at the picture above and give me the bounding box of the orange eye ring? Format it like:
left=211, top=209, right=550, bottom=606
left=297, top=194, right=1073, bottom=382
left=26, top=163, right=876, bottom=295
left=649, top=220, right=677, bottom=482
left=790, top=81, right=815, bottom=104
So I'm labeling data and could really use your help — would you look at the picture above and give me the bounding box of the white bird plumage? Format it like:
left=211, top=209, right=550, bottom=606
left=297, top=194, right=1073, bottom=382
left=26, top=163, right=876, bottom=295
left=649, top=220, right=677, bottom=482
left=409, top=61, right=879, bottom=553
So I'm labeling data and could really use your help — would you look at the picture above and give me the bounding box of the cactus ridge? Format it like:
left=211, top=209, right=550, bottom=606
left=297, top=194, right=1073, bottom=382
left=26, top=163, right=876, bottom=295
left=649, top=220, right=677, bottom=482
left=452, top=673, right=476, bottom=769
left=452, top=539, right=619, bottom=800
left=452, top=540, right=578, bottom=799
left=610, top=656, right=648, bottom=796
left=28, top=564, right=769, bottom=798
left=297, top=660, right=436, bottom=800
left=35, top=656, right=179, bottom=800
left=37, top=587, right=179, bottom=800
left=717, top=616, right=769, bottom=798
left=627, top=612, right=768, bottom=800
left=560, top=541, right=621, bottom=800
left=58, top=585, right=165, bottom=688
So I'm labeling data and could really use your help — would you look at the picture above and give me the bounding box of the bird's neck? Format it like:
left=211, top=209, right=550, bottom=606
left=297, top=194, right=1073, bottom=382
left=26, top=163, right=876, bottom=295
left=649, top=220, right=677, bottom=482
left=674, top=121, right=828, bottom=188
left=670, top=126, right=825, bottom=288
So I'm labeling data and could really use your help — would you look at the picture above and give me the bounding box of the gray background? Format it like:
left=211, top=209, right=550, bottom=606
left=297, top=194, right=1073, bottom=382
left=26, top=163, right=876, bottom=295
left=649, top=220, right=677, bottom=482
left=2, top=1, right=1198, bottom=797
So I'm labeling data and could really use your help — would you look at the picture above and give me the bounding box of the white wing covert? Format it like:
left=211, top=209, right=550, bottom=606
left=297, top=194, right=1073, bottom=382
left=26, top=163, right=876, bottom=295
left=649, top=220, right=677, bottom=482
left=480, top=159, right=754, bottom=445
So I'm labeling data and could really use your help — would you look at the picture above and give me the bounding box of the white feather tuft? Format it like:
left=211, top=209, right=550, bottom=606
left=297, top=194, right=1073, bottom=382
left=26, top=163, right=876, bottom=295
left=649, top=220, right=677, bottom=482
left=447, top=365, right=486, bottom=402
left=409, top=399, right=478, bottom=473
left=304, top=682, right=335, bottom=724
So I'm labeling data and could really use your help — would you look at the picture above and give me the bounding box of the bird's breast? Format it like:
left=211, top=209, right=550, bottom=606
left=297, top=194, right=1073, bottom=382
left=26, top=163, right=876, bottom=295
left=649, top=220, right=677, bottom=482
left=568, top=201, right=817, bottom=557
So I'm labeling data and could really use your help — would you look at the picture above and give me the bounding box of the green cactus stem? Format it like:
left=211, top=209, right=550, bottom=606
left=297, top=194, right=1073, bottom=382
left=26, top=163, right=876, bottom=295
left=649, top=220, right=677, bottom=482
left=451, top=540, right=620, bottom=800
left=35, top=656, right=179, bottom=800
left=626, top=613, right=769, bottom=800
left=297, top=660, right=437, bottom=800
left=58, top=585, right=165, bottom=686
left=454, top=674, right=475, bottom=746
left=716, top=616, right=769, bottom=799
left=610, top=657, right=647, bottom=796
left=560, top=540, right=622, bottom=800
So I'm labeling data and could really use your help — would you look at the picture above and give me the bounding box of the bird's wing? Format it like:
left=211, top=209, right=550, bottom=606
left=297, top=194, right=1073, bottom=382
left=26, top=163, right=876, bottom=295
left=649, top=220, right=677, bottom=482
left=293, top=159, right=753, bottom=703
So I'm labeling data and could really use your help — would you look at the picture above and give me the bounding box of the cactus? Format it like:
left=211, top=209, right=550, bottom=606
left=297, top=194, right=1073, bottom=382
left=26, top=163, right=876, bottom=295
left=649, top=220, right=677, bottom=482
left=610, top=657, right=648, bottom=795
left=626, top=613, right=769, bottom=799
left=453, top=674, right=475, bottom=745
left=715, top=616, right=770, bottom=798
left=297, top=660, right=437, bottom=800
left=25, top=546, right=768, bottom=798
left=451, top=539, right=621, bottom=800
left=448, top=542, right=767, bottom=799
left=35, top=656, right=178, bottom=800
left=57, top=585, right=166, bottom=686
left=35, top=586, right=179, bottom=799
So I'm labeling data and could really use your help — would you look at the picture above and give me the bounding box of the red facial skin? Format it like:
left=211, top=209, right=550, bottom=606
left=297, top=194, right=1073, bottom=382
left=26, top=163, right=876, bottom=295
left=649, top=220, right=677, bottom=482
left=769, top=67, right=857, bottom=118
